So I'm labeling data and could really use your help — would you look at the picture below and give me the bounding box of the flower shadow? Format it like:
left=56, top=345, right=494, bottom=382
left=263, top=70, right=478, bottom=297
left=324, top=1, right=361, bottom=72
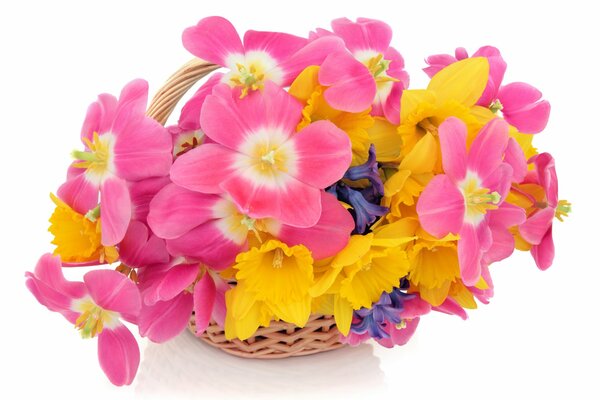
left=135, top=330, right=386, bottom=399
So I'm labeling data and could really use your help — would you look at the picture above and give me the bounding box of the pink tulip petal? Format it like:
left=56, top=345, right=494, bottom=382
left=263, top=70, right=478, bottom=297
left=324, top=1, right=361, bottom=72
left=170, top=143, right=237, bottom=194
left=144, top=263, right=198, bottom=304
left=192, top=272, right=216, bottom=335
left=237, top=81, right=303, bottom=143
left=25, top=275, right=80, bottom=323
left=504, top=100, right=551, bottom=134
left=341, top=330, right=370, bottom=346
left=458, top=223, right=488, bottom=286
left=485, top=203, right=526, bottom=264
left=400, top=296, right=432, bottom=319
left=136, top=262, right=170, bottom=293
left=531, top=226, right=555, bottom=271
left=100, top=177, right=132, bottom=246
left=33, top=254, right=87, bottom=298
left=128, top=176, right=170, bottom=222
left=497, top=82, right=543, bottom=114
left=243, top=30, right=306, bottom=63
left=112, top=117, right=172, bottom=181
left=292, top=120, right=352, bottom=188
left=115, top=79, right=149, bottom=120
left=433, top=297, right=468, bottom=320
left=519, top=207, right=554, bottom=245
left=84, top=269, right=141, bottom=315
left=182, top=16, right=244, bottom=66
left=97, top=325, right=140, bottom=386
left=377, top=80, right=402, bottom=124
left=490, top=202, right=527, bottom=229
left=81, top=93, right=118, bottom=142
left=275, top=191, right=354, bottom=259
left=439, top=117, right=468, bottom=182
left=200, top=83, right=302, bottom=151
left=139, top=293, right=193, bottom=343
left=308, top=28, right=333, bottom=41
left=385, top=47, right=408, bottom=82
left=278, top=36, right=345, bottom=85
left=166, top=220, right=246, bottom=270
left=423, top=54, right=457, bottom=78
left=331, top=17, right=392, bottom=53
left=417, top=174, right=465, bottom=237
left=530, top=153, right=558, bottom=206
left=57, top=168, right=99, bottom=215
left=211, top=276, right=229, bottom=327
left=377, top=317, right=420, bottom=348
left=482, top=163, right=513, bottom=200
left=119, top=220, right=169, bottom=268
left=25, top=254, right=86, bottom=322
left=147, top=183, right=221, bottom=239
left=222, top=171, right=322, bottom=228
left=179, top=73, right=224, bottom=131
left=504, top=138, right=527, bottom=183
left=485, top=226, right=515, bottom=264
left=319, top=51, right=376, bottom=113
left=108, top=81, right=148, bottom=142
left=472, top=46, right=506, bottom=106
left=467, top=118, right=509, bottom=181
left=471, top=264, right=494, bottom=303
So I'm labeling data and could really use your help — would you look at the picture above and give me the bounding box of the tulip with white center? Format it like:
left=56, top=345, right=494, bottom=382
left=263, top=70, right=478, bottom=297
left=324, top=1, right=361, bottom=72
left=169, top=82, right=353, bottom=229
left=25, top=254, right=142, bottom=386
left=57, top=80, right=172, bottom=246
left=182, top=16, right=345, bottom=98
left=417, top=117, right=525, bottom=286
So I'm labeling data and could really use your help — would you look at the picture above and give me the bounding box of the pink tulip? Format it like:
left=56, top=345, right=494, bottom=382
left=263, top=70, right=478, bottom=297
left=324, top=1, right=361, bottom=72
left=182, top=16, right=344, bottom=96
left=517, top=153, right=567, bottom=270
left=417, top=117, right=524, bottom=285
left=169, top=82, right=352, bottom=228
left=317, top=18, right=409, bottom=123
left=58, top=80, right=172, bottom=246
left=25, top=254, right=141, bottom=386
left=148, top=184, right=354, bottom=268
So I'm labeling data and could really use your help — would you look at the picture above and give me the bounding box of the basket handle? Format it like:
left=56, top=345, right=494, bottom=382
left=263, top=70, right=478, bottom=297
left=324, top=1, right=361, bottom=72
left=146, top=58, right=219, bottom=125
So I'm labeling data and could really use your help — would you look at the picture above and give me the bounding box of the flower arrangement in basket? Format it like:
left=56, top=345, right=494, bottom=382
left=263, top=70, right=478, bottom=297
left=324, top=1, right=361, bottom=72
left=25, top=16, right=570, bottom=386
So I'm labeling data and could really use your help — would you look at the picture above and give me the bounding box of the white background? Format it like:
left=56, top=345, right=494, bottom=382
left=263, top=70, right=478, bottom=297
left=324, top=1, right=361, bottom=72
left=0, top=1, right=598, bottom=399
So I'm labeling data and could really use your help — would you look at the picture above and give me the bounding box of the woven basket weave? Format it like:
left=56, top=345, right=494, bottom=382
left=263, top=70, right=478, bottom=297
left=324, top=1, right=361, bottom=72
left=146, top=59, right=344, bottom=359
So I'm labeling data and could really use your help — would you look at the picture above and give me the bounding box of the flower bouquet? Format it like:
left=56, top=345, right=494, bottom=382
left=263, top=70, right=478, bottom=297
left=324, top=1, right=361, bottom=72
left=25, top=16, right=570, bottom=386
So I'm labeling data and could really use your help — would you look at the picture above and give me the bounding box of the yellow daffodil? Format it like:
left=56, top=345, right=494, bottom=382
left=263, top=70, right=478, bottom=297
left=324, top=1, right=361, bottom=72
left=408, top=230, right=461, bottom=307
left=224, top=283, right=275, bottom=340
left=231, top=240, right=314, bottom=331
left=382, top=132, right=437, bottom=221
left=373, top=217, right=479, bottom=308
left=366, top=117, right=403, bottom=163
left=310, top=230, right=412, bottom=335
left=48, top=193, right=118, bottom=264
left=398, top=57, right=490, bottom=172
left=289, top=66, right=374, bottom=164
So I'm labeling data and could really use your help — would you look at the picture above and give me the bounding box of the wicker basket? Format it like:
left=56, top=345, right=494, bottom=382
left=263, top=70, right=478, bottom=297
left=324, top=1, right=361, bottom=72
left=146, top=59, right=345, bottom=359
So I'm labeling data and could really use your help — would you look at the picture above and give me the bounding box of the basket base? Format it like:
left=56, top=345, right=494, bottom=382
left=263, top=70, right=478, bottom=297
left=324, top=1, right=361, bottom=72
left=188, top=314, right=345, bottom=359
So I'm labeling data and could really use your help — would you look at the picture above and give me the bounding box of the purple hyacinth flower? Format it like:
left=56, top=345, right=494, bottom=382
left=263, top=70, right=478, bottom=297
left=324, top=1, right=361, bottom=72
left=334, top=185, right=388, bottom=234
left=350, top=287, right=414, bottom=339
left=344, top=145, right=384, bottom=196
left=328, top=144, right=388, bottom=234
